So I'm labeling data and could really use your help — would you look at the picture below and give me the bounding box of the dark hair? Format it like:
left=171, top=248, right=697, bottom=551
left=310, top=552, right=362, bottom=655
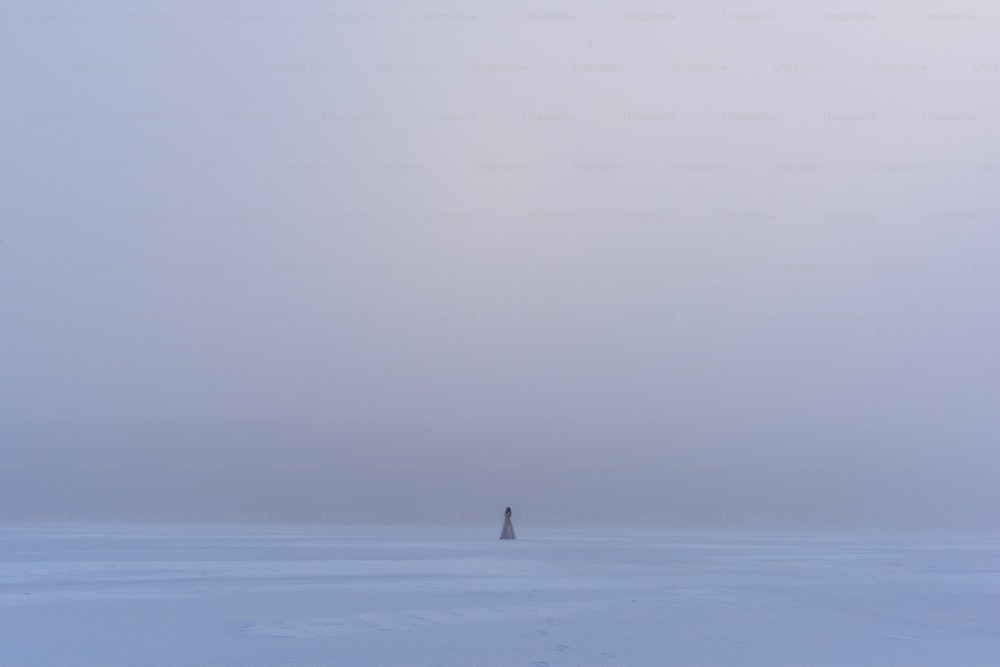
left=505, top=507, right=511, bottom=514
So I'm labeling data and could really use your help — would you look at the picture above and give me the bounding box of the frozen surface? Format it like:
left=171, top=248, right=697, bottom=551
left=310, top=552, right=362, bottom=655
left=1, top=524, right=998, bottom=666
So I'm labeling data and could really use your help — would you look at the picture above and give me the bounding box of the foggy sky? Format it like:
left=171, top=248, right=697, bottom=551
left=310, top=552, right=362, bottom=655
left=2, top=1, right=998, bottom=527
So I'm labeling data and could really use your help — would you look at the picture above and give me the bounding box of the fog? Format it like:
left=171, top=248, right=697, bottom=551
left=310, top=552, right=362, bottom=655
left=1, top=1, right=997, bottom=527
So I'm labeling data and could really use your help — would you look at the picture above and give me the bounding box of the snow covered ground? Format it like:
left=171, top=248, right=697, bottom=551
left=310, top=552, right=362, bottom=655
left=1, top=523, right=997, bottom=666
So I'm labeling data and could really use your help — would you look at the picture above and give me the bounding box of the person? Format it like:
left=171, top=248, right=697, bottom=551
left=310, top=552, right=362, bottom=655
left=500, top=506, right=516, bottom=539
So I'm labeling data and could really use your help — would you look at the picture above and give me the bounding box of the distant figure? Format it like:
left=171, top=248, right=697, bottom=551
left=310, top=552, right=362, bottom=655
left=500, top=506, right=516, bottom=540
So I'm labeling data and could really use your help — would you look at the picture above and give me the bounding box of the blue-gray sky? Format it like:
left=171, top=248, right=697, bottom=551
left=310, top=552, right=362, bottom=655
left=1, top=1, right=998, bottom=526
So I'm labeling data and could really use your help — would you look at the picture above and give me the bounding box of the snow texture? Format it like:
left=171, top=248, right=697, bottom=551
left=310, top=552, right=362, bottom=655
left=1, top=524, right=998, bottom=666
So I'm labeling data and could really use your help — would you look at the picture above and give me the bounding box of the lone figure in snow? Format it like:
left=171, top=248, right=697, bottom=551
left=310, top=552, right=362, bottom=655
left=500, top=506, right=516, bottom=539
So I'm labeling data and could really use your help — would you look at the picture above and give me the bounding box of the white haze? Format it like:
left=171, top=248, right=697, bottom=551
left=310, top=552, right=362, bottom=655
left=1, top=1, right=998, bottom=526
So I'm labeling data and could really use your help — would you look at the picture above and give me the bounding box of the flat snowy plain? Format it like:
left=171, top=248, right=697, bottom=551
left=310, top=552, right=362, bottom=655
left=1, top=523, right=997, bottom=666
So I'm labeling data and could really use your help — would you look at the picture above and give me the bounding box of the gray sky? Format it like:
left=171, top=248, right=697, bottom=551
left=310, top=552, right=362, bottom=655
left=2, top=1, right=998, bottom=527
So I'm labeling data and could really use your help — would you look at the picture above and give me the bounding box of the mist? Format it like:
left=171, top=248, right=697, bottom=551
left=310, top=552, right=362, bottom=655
left=2, top=1, right=997, bottom=527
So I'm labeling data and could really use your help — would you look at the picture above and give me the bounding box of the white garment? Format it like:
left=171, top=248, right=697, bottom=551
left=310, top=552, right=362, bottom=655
left=500, top=514, right=516, bottom=539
